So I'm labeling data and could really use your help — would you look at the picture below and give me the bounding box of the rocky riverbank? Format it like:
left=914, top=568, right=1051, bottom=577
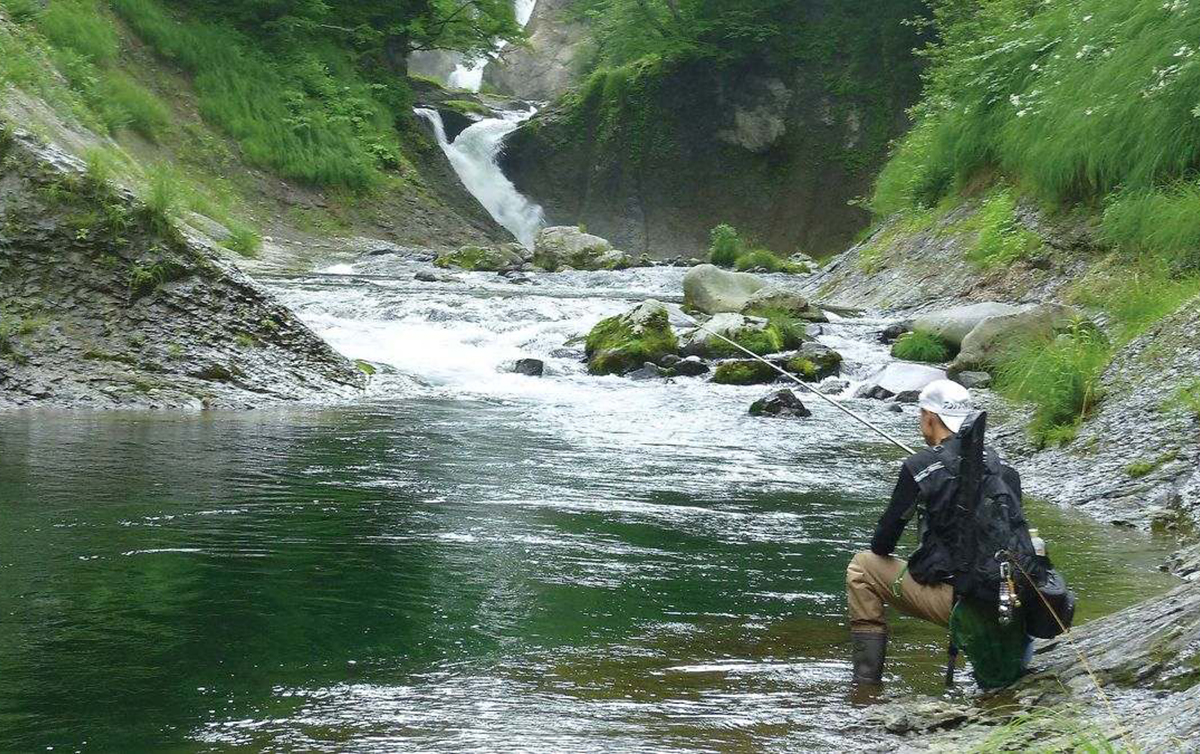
left=0, top=129, right=364, bottom=409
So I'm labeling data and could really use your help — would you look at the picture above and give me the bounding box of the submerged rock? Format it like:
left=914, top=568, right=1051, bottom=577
left=532, top=226, right=632, bottom=271
left=667, top=356, right=710, bottom=377
left=512, top=358, right=545, bottom=377
left=627, top=362, right=667, bottom=381
left=584, top=300, right=678, bottom=376
left=683, top=264, right=767, bottom=314
left=750, top=389, right=812, bottom=418
left=434, top=244, right=525, bottom=272
left=712, top=359, right=778, bottom=386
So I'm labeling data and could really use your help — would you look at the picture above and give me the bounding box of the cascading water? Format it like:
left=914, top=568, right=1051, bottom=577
left=415, top=107, right=545, bottom=247
left=447, top=0, right=539, bottom=91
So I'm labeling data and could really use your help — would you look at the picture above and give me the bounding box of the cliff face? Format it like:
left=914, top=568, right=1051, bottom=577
left=499, top=28, right=924, bottom=259
left=0, top=129, right=364, bottom=409
left=482, top=0, right=585, bottom=102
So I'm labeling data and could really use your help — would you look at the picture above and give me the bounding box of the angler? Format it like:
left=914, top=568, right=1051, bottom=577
left=845, top=380, right=1074, bottom=689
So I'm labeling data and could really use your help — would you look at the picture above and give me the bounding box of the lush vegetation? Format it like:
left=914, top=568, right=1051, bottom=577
left=706, top=224, right=800, bottom=273
left=992, top=325, right=1110, bottom=448
left=870, top=0, right=1200, bottom=444
left=891, top=329, right=951, bottom=363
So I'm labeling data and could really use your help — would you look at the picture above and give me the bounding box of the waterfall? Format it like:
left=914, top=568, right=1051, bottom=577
left=415, top=107, right=545, bottom=248
left=447, top=0, right=539, bottom=92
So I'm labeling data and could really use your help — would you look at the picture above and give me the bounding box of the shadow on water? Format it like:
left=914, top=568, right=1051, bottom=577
left=0, top=264, right=1181, bottom=751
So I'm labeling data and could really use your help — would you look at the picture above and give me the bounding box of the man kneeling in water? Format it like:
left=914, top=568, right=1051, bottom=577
left=844, top=380, right=1023, bottom=685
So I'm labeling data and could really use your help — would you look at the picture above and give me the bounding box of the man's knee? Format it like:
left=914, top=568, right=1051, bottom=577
left=847, top=550, right=884, bottom=581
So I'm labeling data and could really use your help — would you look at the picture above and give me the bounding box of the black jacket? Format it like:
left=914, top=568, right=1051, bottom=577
left=871, top=435, right=1023, bottom=585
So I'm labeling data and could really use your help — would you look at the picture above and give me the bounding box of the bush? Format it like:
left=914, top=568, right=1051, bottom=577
left=709, top=223, right=744, bottom=267
left=891, top=330, right=951, bottom=363
left=224, top=223, right=262, bottom=257
left=993, top=326, right=1111, bottom=448
left=734, top=248, right=793, bottom=273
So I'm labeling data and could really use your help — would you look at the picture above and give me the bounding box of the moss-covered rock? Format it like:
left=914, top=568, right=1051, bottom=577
left=533, top=226, right=632, bottom=271
left=585, top=299, right=678, bottom=375
left=712, top=359, right=778, bottom=385
left=434, top=244, right=524, bottom=272
left=682, top=312, right=806, bottom=359
left=777, top=342, right=843, bottom=381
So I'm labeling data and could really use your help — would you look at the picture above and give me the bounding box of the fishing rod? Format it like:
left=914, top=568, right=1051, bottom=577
left=675, top=309, right=918, bottom=455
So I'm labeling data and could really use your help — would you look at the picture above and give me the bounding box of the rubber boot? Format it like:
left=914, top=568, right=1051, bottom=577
left=851, top=631, right=887, bottom=685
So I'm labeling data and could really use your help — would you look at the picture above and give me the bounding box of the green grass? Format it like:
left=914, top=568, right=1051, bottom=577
left=709, top=223, right=743, bottom=267
left=957, top=188, right=1042, bottom=268
left=98, top=69, right=171, bottom=140
left=0, top=311, right=45, bottom=359
left=1168, top=379, right=1200, bottom=419
left=1101, top=183, right=1200, bottom=273
left=110, top=0, right=405, bottom=189
left=1069, top=258, right=1200, bottom=343
left=223, top=223, right=262, bottom=258
left=993, top=325, right=1112, bottom=448
left=891, top=329, right=952, bottom=363
left=1126, top=450, right=1178, bottom=479
left=734, top=248, right=795, bottom=273
left=969, top=707, right=1121, bottom=753
left=35, top=0, right=118, bottom=64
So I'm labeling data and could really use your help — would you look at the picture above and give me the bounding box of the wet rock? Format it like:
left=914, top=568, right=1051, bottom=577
left=955, top=371, right=993, bottom=390
left=750, top=389, right=812, bottom=418
left=913, top=302, right=1025, bottom=349
left=627, top=362, right=667, bottom=381
left=855, top=363, right=947, bottom=400
left=949, top=304, right=1083, bottom=375
left=740, top=286, right=809, bottom=317
left=667, top=356, right=711, bottom=378
left=887, top=403, right=904, bottom=413
left=435, top=244, right=525, bottom=272
left=512, top=358, right=545, bottom=377
left=585, top=300, right=678, bottom=376
left=774, top=342, right=843, bottom=382
left=533, top=226, right=632, bottom=271
left=712, top=359, right=778, bottom=386
left=819, top=378, right=850, bottom=395
left=658, top=354, right=683, bottom=368
left=683, top=264, right=767, bottom=314
left=680, top=312, right=804, bottom=358
left=415, top=271, right=456, bottom=283
left=499, top=270, right=533, bottom=285
left=879, top=322, right=912, bottom=344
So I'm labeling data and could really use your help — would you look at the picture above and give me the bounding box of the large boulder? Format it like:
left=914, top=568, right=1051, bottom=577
left=913, top=302, right=1025, bottom=349
left=950, top=304, right=1083, bottom=375
left=683, top=264, right=767, bottom=314
left=533, top=226, right=632, bottom=271
left=435, top=244, right=524, bottom=272
left=585, top=300, right=679, bottom=376
left=680, top=313, right=805, bottom=358
left=740, top=286, right=809, bottom=317
left=855, top=363, right=947, bottom=401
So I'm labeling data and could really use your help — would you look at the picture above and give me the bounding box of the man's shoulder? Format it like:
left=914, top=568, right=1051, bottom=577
left=902, top=445, right=952, bottom=482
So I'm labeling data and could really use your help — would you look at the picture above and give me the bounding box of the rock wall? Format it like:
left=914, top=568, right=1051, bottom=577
left=499, top=4, right=927, bottom=259
left=482, top=0, right=585, bottom=101
left=0, top=130, right=364, bottom=409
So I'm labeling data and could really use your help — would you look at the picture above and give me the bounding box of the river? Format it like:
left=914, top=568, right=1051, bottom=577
left=0, top=258, right=1179, bottom=752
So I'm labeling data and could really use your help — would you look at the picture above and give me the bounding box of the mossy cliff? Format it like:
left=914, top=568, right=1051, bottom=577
left=500, top=0, right=928, bottom=259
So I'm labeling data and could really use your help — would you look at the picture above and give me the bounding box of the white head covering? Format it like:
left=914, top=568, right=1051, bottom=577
left=918, top=379, right=973, bottom=433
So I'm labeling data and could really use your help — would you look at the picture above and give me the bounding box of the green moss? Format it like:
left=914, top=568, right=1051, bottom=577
left=442, top=99, right=491, bottom=117
left=1169, top=379, right=1200, bottom=419
left=946, top=188, right=1043, bottom=269
left=354, top=359, right=377, bottom=376
left=891, top=329, right=952, bottom=363
left=435, top=245, right=517, bottom=272
left=712, top=360, right=778, bottom=386
left=783, top=358, right=818, bottom=381
left=585, top=308, right=678, bottom=376
left=1126, top=451, right=1178, bottom=479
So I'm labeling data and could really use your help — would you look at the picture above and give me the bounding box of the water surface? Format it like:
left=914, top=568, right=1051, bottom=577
left=0, top=263, right=1178, bottom=752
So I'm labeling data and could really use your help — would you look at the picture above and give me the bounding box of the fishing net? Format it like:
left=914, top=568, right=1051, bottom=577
left=950, top=597, right=1028, bottom=689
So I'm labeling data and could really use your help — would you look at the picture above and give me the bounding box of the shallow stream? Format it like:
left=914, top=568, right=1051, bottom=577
left=0, top=260, right=1178, bottom=751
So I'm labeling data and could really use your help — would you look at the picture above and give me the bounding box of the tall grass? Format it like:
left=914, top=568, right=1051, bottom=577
left=709, top=223, right=743, bottom=267
left=993, top=325, right=1111, bottom=447
left=110, top=0, right=400, bottom=189
left=891, top=329, right=951, bottom=363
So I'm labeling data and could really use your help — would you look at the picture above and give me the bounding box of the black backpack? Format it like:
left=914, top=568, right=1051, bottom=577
left=953, top=411, right=1075, bottom=637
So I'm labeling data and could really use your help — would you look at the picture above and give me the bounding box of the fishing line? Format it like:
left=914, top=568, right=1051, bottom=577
left=675, top=310, right=918, bottom=455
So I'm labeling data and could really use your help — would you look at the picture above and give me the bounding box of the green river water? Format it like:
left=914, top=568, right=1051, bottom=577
left=0, top=266, right=1179, bottom=752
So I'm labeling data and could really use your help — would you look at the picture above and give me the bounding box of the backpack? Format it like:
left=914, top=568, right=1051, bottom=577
left=946, top=411, right=1074, bottom=688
